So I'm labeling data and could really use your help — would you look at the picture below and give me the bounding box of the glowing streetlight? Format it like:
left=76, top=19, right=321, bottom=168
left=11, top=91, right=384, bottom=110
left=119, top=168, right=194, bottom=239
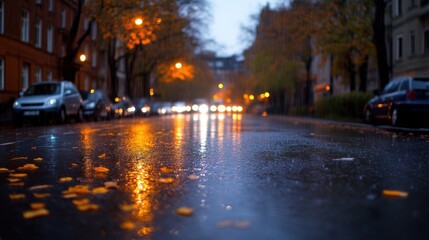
left=264, top=92, right=270, bottom=98
left=79, top=54, right=87, bottom=62
left=134, top=17, right=143, bottom=26
left=218, top=83, right=224, bottom=89
left=175, top=62, right=182, bottom=69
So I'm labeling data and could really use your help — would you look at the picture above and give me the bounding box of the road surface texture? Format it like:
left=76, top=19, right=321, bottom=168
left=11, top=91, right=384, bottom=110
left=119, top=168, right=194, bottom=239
left=1, top=114, right=428, bottom=240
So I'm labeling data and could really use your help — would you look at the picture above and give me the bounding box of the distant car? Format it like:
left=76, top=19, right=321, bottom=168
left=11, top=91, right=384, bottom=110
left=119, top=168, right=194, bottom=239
left=134, top=98, right=151, bottom=116
left=81, top=89, right=113, bottom=121
left=364, top=76, right=429, bottom=126
left=12, top=81, right=83, bottom=126
left=111, top=96, right=135, bottom=118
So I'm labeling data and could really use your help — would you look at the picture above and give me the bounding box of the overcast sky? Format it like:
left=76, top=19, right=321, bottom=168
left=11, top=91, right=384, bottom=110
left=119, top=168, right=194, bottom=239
left=207, top=0, right=285, bottom=56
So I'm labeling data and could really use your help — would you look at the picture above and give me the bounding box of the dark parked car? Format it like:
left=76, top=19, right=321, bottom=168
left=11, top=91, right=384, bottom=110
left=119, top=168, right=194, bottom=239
left=12, top=81, right=83, bottom=126
left=81, top=89, right=113, bottom=121
left=364, top=76, right=429, bottom=126
left=111, top=96, right=135, bottom=118
left=134, top=98, right=151, bottom=116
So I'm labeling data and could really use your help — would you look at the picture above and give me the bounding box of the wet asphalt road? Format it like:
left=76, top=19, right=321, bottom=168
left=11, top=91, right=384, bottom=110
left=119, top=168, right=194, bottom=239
left=0, top=114, right=429, bottom=240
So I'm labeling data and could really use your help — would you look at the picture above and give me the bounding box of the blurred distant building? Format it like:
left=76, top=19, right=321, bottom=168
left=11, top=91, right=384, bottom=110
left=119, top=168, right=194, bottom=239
left=0, top=0, right=104, bottom=108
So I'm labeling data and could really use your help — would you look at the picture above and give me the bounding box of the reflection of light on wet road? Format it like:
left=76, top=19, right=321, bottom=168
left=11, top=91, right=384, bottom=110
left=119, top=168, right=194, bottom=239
left=197, top=114, right=208, bottom=154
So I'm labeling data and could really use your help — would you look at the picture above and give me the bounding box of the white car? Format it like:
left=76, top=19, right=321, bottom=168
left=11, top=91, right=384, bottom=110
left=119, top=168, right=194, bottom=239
left=12, top=81, right=83, bottom=126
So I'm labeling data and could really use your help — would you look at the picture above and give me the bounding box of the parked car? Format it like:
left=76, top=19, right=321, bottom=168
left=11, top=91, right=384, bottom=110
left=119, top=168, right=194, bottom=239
left=12, top=81, right=83, bottom=126
left=364, top=76, right=429, bottom=126
left=111, top=96, right=135, bottom=118
left=81, top=89, right=113, bottom=121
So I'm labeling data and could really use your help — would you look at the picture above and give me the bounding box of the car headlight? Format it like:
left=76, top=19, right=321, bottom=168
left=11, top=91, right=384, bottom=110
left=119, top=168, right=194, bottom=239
left=87, top=102, right=96, bottom=109
left=47, top=98, right=57, bottom=106
left=13, top=101, right=20, bottom=108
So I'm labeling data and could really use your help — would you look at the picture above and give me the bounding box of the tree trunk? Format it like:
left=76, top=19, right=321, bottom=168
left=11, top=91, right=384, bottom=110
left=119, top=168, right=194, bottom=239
left=358, top=55, right=369, bottom=92
left=347, top=53, right=356, bottom=92
left=304, top=57, right=313, bottom=106
left=373, top=0, right=390, bottom=89
left=125, top=50, right=137, bottom=98
left=107, top=38, right=118, bottom=99
left=329, top=54, right=334, bottom=96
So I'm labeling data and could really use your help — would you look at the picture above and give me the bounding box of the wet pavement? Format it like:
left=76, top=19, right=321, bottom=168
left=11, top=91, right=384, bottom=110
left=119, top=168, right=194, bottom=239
left=1, top=114, right=429, bottom=240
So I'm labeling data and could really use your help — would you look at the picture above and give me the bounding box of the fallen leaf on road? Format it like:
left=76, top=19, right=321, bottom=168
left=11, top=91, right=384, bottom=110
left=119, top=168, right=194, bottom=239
left=77, top=204, right=99, bottom=212
left=63, top=193, right=78, bottom=199
left=72, top=198, right=90, bottom=206
left=64, top=185, right=90, bottom=195
left=98, top=153, right=106, bottom=159
left=7, top=178, right=22, bottom=183
left=23, top=209, right=49, bottom=219
left=9, top=194, right=26, bottom=200
left=29, top=185, right=52, bottom=191
left=175, top=206, right=193, bottom=216
left=187, top=174, right=199, bottom=180
left=120, top=221, right=136, bottom=230
left=34, top=193, right=50, bottom=199
left=30, top=203, right=45, bottom=210
left=158, top=178, right=174, bottom=183
left=9, top=182, right=25, bottom=187
left=160, top=167, right=173, bottom=173
left=217, top=220, right=234, bottom=228
left=382, top=190, right=409, bottom=198
left=11, top=157, right=28, bottom=161
left=120, top=204, right=136, bottom=212
left=33, top=157, right=43, bottom=161
left=235, top=220, right=251, bottom=228
left=92, top=187, right=108, bottom=195
left=9, top=173, right=27, bottom=178
left=71, top=163, right=78, bottom=167
left=17, top=164, right=39, bottom=171
left=60, top=177, right=73, bottom=182
left=104, top=181, right=118, bottom=189
left=94, top=166, right=109, bottom=173
left=0, top=168, right=9, bottom=172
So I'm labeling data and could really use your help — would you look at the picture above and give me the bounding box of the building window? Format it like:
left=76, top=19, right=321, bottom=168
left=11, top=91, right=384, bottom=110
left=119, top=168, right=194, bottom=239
left=48, top=0, right=54, bottom=12
left=0, top=57, right=4, bottom=91
left=396, top=35, right=403, bottom=59
left=35, top=67, right=42, bottom=82
left=91, top=50, right=97, bottom=68
left=91, top=22, right=97, bottom=41
left=35, top=19, right=42, bottom=48
left=0, top=1, right=4, bottom=34
left=395, top=0, right=402, bottom=16
left=47, top=25, right=53, bottom=52
left=61, top=9, right=66, bottom=28
left=22, top=63, right=30, bottom=90
left=410, top=31, right=415, bottom=55
left=21, top=10, right=30, bottom=42
left=424, top=30, right=429, bottom=54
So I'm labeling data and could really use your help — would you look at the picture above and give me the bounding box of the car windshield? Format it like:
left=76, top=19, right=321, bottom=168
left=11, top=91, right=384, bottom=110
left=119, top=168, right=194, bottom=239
left=87, top=92, right=99, bottom=101
left=24, top=83, right=61, bottom=96
left=412, top=78, right=429, bottom=90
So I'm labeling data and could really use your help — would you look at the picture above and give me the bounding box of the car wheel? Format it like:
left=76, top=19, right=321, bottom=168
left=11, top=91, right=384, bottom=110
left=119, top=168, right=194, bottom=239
left=57, top=107, right=67, bottom=124
left=76, top=107, right=83, bottom=123
left=391, top=108, right=400, bottom=127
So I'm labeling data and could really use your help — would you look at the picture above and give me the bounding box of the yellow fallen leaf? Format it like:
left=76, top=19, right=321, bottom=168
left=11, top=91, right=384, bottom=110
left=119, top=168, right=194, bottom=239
left=382, top=190, right=409, bottom=198
left=11, top=157, right=28, bottom=161
left=77, top=204, right=99, bottom=212
left=34, top=193, right=50, bottom=199
left=9, top=173, right=27, bottom=178
left=7, top=178, right=22, bottom=183
left=64, top=185, right=89, bottom=195
left=0, top=168, right=9, bottom=172
left=72, top=198, right=90, bottom=206
left=120, top=204, right=136, bottom=212
left=187, top=174, right=200, bottom=180
left=63, top=193, right=78, bottom=199
left=23, top=209, right=49, bottom=219
left=92, top=187, right=108, bottom=195
left=94, top=166, right=109, bottom=173
left=30, top=203, right=45, bottom=210
left=175, top=206, right=194, bottom=216
left=17, top=164, right=39, bottom=171
left=71, top=163, right=78, bottom=167
left=234, top=220, right=251, bottom=228
left=33, top=157, right=43, bottom=161
left=217, top=220, right=234, bottom=228
left=60, top=177, right=73, bottom=182
left=104, top=181, right=118, bottom=189
left=158, top=178, right=174, bottom=183
left=160, top=167, right=173, bottom=173
left=9, top=194, right=26, bottom=200
left=9, top=182, right=25, bottom=187
left=29, top=185, right=52, bottom=191
left=120, top=221, right=136, bottom=230
left=31, top=146, right=37, bottom=150
left=98, top=153, right=106, bottom=159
